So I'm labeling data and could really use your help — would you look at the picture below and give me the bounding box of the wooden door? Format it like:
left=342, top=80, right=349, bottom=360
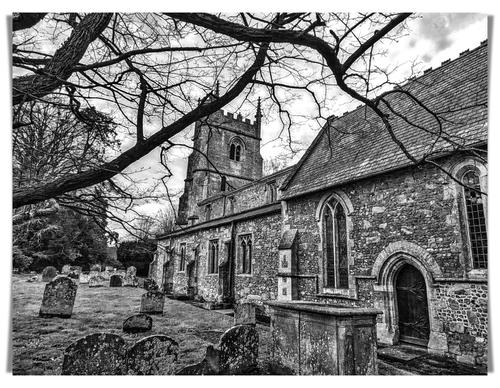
left=396, top=264, right=430, bottom=346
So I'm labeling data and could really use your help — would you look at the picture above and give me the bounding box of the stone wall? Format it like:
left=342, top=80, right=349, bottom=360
left=282, top=153, right=488, bottom=364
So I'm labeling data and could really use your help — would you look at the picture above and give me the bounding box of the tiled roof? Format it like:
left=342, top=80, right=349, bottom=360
left=281, top=41, right=488, bottom=199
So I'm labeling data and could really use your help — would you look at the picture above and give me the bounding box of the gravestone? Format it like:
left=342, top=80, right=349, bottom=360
left=176, top=345, right=220, bottom=375
left=68, top=266, right=81, bottom=283
left=62, top=264, right=71, bottom=274
left=127, top=266, right=137, bottom=277
left=143, top=278, right=159, bottom=292
left=41, top=266, right=58, bottom=282
left=140, top=291, right=165, bottom=315
left=89, top=275, right=107, bottom=288
left=124, top=266, right=138, bottom=287
left=79, top=273, right=90, bottom=284
left=126, top=335, right=179, bottom=375
left=123, top=314, right=153, bottom=334
left=62, top=333, right=127, bottom=375
left=90, top=264, right=101, bottom=272
left=234, top=302, right=256, bottom=325
left=218, top=324, right=259, bottom=374
left=110, top=274, right=123, bottom=287
left=39, top=276, right=78, bottom=318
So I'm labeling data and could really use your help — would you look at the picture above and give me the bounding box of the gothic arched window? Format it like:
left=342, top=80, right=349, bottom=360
left=208, top=239, right=219, bottom=274
left=323, top=198, right=349, bottom=289
left=462, top=169, right=488, bottom=269
left=239, top=234, right=252, bottom=274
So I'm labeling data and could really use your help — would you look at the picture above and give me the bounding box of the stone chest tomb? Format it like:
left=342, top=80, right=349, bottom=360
left=267, top=301, right=381, bottom=375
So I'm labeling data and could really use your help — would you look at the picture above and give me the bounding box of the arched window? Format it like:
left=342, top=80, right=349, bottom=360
left=208, top=239, right=219, bottom=274
left=462, top=169, right=487, bottom=269
left=239, top=234, right=252, bottom=274
left=229, top=140, right=242, bottom=161
left=179, top=243, right=186, bottom=272
left=220, top=176, right=227, bottom=192
left=323, top=198, right=348, bottom=289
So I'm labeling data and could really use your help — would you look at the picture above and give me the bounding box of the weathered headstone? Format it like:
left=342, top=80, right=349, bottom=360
left=127, top=266, right=137, bottom=277
left=123, top=266, right=138, bottom=287
left=62, top=264, right=71, bottom=274
left=143, top=278, right=159, bottom=292
left=126, top=335, right=179, bottom=375
left=41, top=266, right=58, bottom=282
left=140, top=291, right=165, bottom=315
left=123, top=274, right=138, bottom=287
left=68, top=266, right=81, bottom=283
left=62, top=333, right=127, bottom=375
left=234, top=302, right=257, bottom=326
left=110, top=274, right=123, bottom=287
left=176, top=345, right=220, bottom=375
left=79, top=273, right=90, bottom=284
left=39, top=276, right=78, bottom=318
left=218, top=324, right=259, bottom=374
left=89, top=275, right=107, bottom=288
left=90, top=264, right=101, bottom=272
left=123, top=314, right=153, bottom=334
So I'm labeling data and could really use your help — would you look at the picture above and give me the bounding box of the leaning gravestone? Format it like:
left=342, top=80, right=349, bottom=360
left=234, top=302, right=257, bottom=326
left=110, top=274, right=123, bottom=287
left=61, top=264, right=71, bottom=274
left=62, top=333, right=127, bottom=375
left=143, top=278, right=159, bottom=292
left=126, top=335, right=179, bottom=375
left=140, top=291, right=165, bottom=315
left=123, top=314, right=153, bottom=334
left=218, top=324, right=259, bottom=374
left=39, top=276, right=78, bottom=318
left=41, top=266, right=58, bottom=282
left=89, top=275, right=107, bottom=288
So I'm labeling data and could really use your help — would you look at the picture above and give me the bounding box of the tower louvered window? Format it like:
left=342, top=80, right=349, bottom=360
left=462, top=170, right=488, bottom=269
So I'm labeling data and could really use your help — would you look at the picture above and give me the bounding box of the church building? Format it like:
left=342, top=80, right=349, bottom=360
left=150, top=41, right=488, bottom=366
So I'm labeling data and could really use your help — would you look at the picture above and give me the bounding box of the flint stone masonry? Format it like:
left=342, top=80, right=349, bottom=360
left=140, top=291, right=165, bottom=315
left=62, top=333, right=127, bottom=375
left=267, top=301, right=381, bottom=375
left=110, top=274, right=123, bottom=287
left=41, top=266, right=57, bottom=282
left=39, top=276, right=77, bottom=318
left=218, top=324, right=259, bottom=374
left=123, top=314, right=153, bottom=334
left=126, top=335, right=179, bottom=375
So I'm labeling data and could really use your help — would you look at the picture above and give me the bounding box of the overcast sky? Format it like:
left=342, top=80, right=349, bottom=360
left=114, top=13, right=488, bottom=240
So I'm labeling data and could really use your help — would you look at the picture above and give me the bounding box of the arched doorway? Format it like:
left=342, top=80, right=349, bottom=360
left=395, top=264, right=430, bottom=346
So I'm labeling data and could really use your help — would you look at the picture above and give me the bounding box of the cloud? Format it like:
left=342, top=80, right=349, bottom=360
left=415, top=13, right=485, bottom=58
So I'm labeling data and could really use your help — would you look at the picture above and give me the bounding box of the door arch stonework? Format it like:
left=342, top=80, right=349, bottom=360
left=372, top=241, right=448, bottom=354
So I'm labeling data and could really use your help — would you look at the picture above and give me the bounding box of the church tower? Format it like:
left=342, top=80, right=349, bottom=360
left=177, top=93, right=263, bottom=225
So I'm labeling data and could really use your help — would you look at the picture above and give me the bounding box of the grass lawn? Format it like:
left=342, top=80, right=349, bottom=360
left=11, top=274, right=271, bottom=375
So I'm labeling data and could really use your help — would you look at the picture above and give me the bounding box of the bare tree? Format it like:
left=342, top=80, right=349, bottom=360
left=12, top=12, right=484, bottom=217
